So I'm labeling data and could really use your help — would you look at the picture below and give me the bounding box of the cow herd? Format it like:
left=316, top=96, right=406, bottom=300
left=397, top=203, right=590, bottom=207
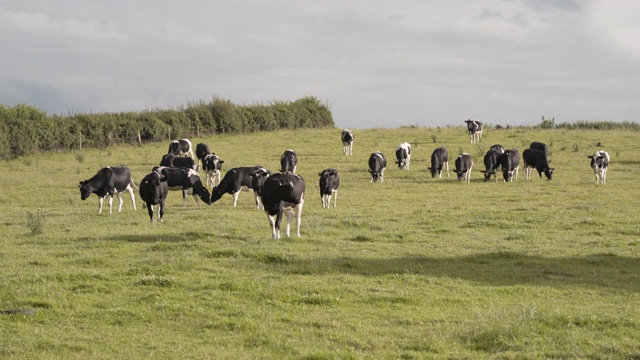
left=79, top=124, right=611, bottom=238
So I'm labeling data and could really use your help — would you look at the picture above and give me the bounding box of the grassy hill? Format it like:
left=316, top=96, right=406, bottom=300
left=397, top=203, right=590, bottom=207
left=1, top=126, right=639, bottom=358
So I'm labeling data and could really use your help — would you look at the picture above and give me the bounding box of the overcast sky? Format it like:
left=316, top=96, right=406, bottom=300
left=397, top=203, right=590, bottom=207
left=1, top=0, right=639, bottom=129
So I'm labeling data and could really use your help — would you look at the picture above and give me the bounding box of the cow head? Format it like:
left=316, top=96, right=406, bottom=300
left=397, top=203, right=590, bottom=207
left=368, top=169, right=383, bottom=182
left=79, top=181, right=92, bottom=200
left=543, top=168, right=555, bottom=180
left=481, top=169, right=496, bottom=182
left=453, top=169, right=467, bottom=181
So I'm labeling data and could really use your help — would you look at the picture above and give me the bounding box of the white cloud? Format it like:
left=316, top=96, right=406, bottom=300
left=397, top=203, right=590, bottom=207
left=584, top=0, right=640, bottom=59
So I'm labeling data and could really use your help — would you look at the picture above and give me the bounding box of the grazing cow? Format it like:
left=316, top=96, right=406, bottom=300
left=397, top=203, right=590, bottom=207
left=280, top=149, right=298, bottom=174
left=202, top=153, right=224, bottom=188
left=160, top=153, right=198, bottom=171
left=428, top=147, right=449, bottom=178
left=395, top=142, right=412, bottom=170
left=261, top=173, right=306, bottom=239
left=249, top=167, right=272, bottom=209
left=464, top=119, right=483, bottom=143
left=481, top=149, right=502, bottom=182
left=523, top=149, right=554, bottom=180
left=79, top=165, right=138, bottom=214
left=498, top=149, right=520, bottom=182
left=318, top=168, right=340, bottom=208
left=530, top=142, right=549, bottom=157
left=368, top=151, right=387, bottom=182
left=210, top=166, right=262, bottom=207
left=588, top=150, right=610, bottom=184
left=138, top=170, right=168, bottom=222
left=168, top=139, right=194, bottom=158
left=341, top=129, right=354, bottom=155
left=490, top=144, right=505, bottom=153
left=454, top=153, right=473, bottom=182
left=195, top=143, right=211, bottom=168
left=154, top=166, right=211, bottom=206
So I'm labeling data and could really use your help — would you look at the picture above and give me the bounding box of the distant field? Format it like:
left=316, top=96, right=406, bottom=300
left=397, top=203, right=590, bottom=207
left=1, top=126, right=640, bottom=359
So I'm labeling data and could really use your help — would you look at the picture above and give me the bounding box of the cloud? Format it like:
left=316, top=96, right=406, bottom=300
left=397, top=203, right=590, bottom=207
left=584, top=0, right=640, bottom=59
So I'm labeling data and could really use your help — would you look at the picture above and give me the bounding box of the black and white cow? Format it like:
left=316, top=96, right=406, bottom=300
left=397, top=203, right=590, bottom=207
left=249, top=167, right=272, bottom=209
left=588, top=150, right=610, bottom=184
left=202, top=153, right=224, bottom=188
left=318, top=168, right=340, bottom=208
left=160, top=153, right=198, bottom=171
left=280, top=149, right=297, bottom=174
left=498, top=149, right=520, bottom=182
left=210, top=166, right=262, bottom=207
left=341, top=129, right=354, bottom=156
left=368, top=151, right=387, bottom=182
left=138, top=170, right=168, bottom=223
left=395, top=142, right=412, bottom=170
left=481, top=148, right=503, bottom=182
left=464, top=119, right=483, bottom=144
left=428, top=147, right=449, bottom=178
left=490, top=144, right=505, bottom=153
left=454, top=153, right=473, bottom=182
left=168, top=139, right=194, bottom=158
left=154, top=166, right=211, bottom=206
left=530, top=142, right=549, bottom=157
left=195, top=143, right=211, bottom=168
left=523, top=148, right=554, bottom=180
left=261, top=173, right=306, bottom=239
left=79, top=165, right=138, bottom=214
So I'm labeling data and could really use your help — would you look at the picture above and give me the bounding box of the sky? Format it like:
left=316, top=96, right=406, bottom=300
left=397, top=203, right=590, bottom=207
left=1, top=0, right=639, bottom=129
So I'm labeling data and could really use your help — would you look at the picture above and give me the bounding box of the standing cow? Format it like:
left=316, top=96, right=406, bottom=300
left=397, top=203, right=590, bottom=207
left=168, top=139, right=194, bottom=159
left=341, top=129, right=354, bottom=156
left=523, top=148, right=554, bottom=180
left=280, top=149, right=298, bottom=174
left=195, top=143, right=211, bottom=168
left=79, top=165, right=138, bottom=214
left=203, top=153, right=224, bottom=188
left=138, top=170, right=168, bottom=223
left=588, top=150, right=610, bottom=184
left=210, top=166, right=262, bottom=207
left=154, top=166, right=211, bottom=206
left=530, top=142, right=549, bottom=157
left=249, top=167, right=272, bottom=209
left=464, top=119, right=483, bottom=143
left=319, top=168, right=340, bottom=208
left=481, top=148, right=502, bottom=182
left=395, top=142, right=412, bottom=170
left=368, top=151, right=387, bottom=182
left=454, top=153, right=473, bottom=182
left=261, top=173, right=306, bottom=239
left=499, top=149, right=520, bottom=182
left=428, top=147, right=449, bottom=178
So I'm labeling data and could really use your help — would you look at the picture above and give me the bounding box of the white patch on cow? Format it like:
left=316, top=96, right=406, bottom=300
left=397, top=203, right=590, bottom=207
left=589, top=150, right=610, bottom=184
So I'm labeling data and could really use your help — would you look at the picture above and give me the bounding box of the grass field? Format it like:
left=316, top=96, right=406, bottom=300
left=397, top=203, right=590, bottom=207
left=1, top=126, right=640, bottom=359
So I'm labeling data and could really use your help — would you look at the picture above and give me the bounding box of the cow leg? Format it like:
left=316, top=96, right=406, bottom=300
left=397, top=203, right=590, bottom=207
left=108, top=195, right=114, bottom=214
left=126, top=185, right=137, bottom=211
left=295, top=199, right=304, bottom=237
left=267, top=213, right=279, bottom=239
left=182, top=190, right=188, bottom=207
left=602, top=169, right=607, bottom=185
left=159, top=201, right=165, bottom=222
left=333, top=190, right=337, bottom=208
left=284, top=209, right=293, bottom=238
left=98, top=196, right=105, bottom=214
left=147, top=204, right=154, bottom=222
left=232, top=190, right=241, bottom=207
left=254, top=192, right=261, bottom=209
left=192, top=194, right=200, bottom=207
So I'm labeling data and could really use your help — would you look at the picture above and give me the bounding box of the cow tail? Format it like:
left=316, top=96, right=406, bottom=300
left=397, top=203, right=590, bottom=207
left=130, top=178, right=139, bottom=190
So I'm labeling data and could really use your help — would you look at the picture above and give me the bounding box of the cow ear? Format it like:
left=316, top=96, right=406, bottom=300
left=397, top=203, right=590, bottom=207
left=587, top=156, right=593, bottom=159
left=368, top=169, right=372, bottom=173
left=318, top=172, right=322, bottom=176
left=219, top=160, right=224, bottom=164
left=278, top=179, right=286, bottom=186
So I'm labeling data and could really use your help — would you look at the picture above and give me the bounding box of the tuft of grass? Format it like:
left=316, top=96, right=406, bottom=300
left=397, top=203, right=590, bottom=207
left=74, top=153, right=85, bottom=163
left=25, top=209, right=47, bottom=235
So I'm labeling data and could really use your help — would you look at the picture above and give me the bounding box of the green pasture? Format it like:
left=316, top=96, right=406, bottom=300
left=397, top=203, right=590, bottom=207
left=1, top=126, right=640, bottom=359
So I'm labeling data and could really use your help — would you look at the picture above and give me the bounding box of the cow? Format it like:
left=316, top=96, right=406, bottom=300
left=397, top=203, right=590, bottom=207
left=168, top=139, right=194, bottom=158
left=210, top=166, right=262, bottom=207
left=395, top=142, right=412, bottom=170
left=523, top=148, right=554, bottom=180
left=588, top=150, right=610, bottom=184
left=79, top=165, right=138, bottom=214
left=490, top=144, right=505, bottom=153
left=341, top=129, right=354, bottom=155
left=261, top=173, right=306, bottom=239
left=319, top=168, right=340, bottom=208
left=160, top=153, right=198, bottom=171
left=368, top=151, right=387, bottom=182
left=154, top=166, right=211, bottom=206
left=195, top=143, right=211, bottom=168
left=453, top=153, right=473, bottom=182
left=464, top=119, right=483, bottom=143
left=498, top=149, right=520, bottom=182
left=202, top=153, right=224, bottom=188
left=481, top=149, right=502, bottom=182
left=428, top=147, right=449, bottom=178
left=280, top=149, right=298, bottom=174
left=530, top=142, right=549, bottom=157
left=138, top=170, right=168, bottom=222
left=249, top=167, right=272, bottom=209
